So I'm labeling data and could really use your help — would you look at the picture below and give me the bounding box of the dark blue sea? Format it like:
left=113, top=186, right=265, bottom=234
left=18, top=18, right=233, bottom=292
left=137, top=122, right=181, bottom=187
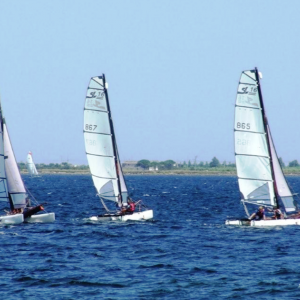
left=1, top=175, right=300, bottom=299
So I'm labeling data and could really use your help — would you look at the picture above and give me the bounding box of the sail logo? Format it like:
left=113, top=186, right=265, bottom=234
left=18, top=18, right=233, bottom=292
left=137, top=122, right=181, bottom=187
left=90, top=91, right=105, bottom=100
left=86, top=90, right=106, bottom=110
left=237, top=95, right=258, bottom=107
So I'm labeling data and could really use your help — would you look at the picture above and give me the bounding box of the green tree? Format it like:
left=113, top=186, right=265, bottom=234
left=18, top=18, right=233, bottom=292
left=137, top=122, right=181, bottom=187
left=137, top=159, right=151, bottom=169
left=289, top=160, right=300, bottom=167
left=209, top=157, right=220, bottom=168
left=278, top=157, right=285, bottom=168
left=150, top=161, right=159, bottom=168
left=163, top=160, right=176, bottom=170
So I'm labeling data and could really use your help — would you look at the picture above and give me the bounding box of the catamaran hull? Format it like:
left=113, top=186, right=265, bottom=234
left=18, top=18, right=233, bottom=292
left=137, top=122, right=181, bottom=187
left=226, top=219, right=300, bottom=227
left=0, top=214, right=24, bottom=224
left=25, top=213, right=55, bottom=223
left=90, top=210, right=154, bottom=222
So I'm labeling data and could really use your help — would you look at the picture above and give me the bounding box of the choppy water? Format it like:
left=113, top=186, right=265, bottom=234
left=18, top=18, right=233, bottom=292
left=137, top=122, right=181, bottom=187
left=1, top=175, right=300, bottom=299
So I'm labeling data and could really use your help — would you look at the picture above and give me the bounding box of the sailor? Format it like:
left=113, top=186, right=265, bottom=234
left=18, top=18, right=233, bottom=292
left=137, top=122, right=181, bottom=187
left=273, top=207, right=283, bottom=219
left=127, top=198, right=136, bottom=213
left=249, top=206, right=265, bottom=221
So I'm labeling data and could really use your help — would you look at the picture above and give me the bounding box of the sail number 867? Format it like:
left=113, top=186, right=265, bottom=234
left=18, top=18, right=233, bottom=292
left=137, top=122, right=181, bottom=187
left=85, top=124, right=97, bottom=131
left=236, top=122, right=250, bottom=130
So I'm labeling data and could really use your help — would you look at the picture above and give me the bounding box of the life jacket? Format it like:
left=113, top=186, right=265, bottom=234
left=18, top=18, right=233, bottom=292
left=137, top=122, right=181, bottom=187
left=128, top=202, right=135, bottom=212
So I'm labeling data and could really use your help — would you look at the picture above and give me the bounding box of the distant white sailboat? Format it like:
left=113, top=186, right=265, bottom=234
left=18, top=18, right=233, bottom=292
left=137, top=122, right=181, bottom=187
left=0, top=100, right=54, bottom=224
left=226, top=68, right=300, bottom=226
left=26, top=151, right=39, bottom=176
left=84, top=74, right=153, bottom=221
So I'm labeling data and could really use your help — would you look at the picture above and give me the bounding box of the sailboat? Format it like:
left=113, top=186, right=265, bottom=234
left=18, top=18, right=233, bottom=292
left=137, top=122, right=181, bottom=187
left=26, top=151, right=39, bottom=176
left=84, top=74, right=153, bottom=221
left=226, top=68, right=300, bottom=226
left=0, top=101, right=55, bottom=224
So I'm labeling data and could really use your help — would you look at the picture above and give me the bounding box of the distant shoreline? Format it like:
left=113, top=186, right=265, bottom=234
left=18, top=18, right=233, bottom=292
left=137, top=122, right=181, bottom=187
left=20, top=169, right=300, bottom=176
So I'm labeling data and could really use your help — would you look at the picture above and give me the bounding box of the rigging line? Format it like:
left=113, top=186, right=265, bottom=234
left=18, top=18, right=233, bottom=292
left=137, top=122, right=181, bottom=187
left=25, top=187, right=48, bottom=213
left=91, top=78, right=104, bottom=87
left=242, top=71, right=257, bottom=82
left=86, top=152, right=114, bottom=158
left=98, top=195, right=110, bottom=212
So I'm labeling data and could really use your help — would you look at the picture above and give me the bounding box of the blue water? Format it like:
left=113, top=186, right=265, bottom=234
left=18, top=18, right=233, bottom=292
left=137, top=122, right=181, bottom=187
left=1, top=175, right=300, bottom=299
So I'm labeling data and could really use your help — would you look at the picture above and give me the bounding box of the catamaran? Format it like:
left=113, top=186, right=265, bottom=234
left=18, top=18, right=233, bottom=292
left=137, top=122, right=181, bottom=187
left=84, top=74, right=153, bottom=221
left=226, top=68, right=300, bottom=227
left=26, top=151, right=39, bottom=176
left=0, top=101, right=55, bottom=224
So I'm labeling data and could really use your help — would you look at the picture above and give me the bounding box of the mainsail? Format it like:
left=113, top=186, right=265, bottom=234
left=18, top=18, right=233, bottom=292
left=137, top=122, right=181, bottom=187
left=27, top=152, right=38, bottom=175
left=235, top=68, right=297, bottom=213
left=0, top=107, right=10, bottom=208
left=3, top=121, right=27, bottom=209
left=84, top=75, right=128, bottom=206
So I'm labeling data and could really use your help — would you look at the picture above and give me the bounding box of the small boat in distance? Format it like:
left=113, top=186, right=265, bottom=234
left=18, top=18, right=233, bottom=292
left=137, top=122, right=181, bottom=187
left=26, top=151, right=39, bottom=176
left=0, top=100, right=54, bottom=224
left=84, top=74, right=153, bottom=221
left=226, top=68, right=300, bottom=227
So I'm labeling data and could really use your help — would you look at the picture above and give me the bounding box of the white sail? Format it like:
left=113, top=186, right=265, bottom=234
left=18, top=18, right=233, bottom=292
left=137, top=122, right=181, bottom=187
left=0, top=114, right=9, bottom=206
left=26, top=151, right=38, bottom=175
left=235, top=70, right=276, bottom=207
left=3, top=123, right=27, bottom=209
left=235, top=69, right=297, bottom=214
left=84, top=75, right=128, bottom=204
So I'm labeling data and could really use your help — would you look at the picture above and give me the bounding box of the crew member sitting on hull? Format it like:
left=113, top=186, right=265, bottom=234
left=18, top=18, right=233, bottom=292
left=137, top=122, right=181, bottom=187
left=120, top=198, right=142, bottom=214
left=272, top=207, right=283, bottom=219
left=249, top=206, right=265, bottom=221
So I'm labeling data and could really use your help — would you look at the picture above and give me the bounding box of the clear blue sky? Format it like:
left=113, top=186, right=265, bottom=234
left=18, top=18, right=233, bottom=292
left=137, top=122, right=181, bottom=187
left=0, top=0, right=299, bottom=165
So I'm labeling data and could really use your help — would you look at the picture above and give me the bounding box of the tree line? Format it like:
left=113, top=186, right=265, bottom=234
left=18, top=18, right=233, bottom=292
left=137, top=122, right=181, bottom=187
left=18, top=162, right=89, bottom=170
left=136, top=157, right=235, bottom=170
left=136, top=157, right=300, bottom=170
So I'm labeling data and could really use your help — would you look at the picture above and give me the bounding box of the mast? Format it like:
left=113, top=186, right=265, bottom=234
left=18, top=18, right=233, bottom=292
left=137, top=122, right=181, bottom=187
left=102, top=74, right=123, bottom=204
left=255, top=68, right=279, bottom=208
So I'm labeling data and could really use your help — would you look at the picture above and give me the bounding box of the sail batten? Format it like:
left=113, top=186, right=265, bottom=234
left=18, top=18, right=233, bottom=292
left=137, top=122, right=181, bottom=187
left=84, top=75, right=128, bottom=204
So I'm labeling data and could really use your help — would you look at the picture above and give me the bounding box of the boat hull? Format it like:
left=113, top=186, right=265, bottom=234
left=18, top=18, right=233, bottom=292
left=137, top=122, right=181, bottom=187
left=90, top=210, right=153, bottom=222
left=25, top=213, right=55, bottom=223
left=226, top=219, right=300, bottom=227
left=0, top=214, right=24, bottom=225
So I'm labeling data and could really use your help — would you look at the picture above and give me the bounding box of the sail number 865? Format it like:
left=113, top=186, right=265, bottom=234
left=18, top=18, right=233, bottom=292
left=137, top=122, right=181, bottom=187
left=236, top=122, right=250, bottom=130
left=85, top=124, right=97, bottom=131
